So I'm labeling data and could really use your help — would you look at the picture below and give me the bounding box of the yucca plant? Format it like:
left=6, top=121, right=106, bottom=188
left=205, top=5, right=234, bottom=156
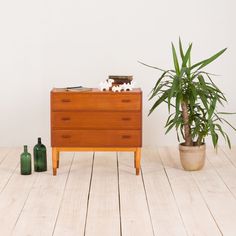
left=139, top=39, right=235, bottom=148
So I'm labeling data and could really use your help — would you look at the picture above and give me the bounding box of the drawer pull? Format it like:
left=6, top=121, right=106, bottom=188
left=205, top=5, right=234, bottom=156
left=61, top=99, right=71, bottom=103
left=122, top=117, right=131, bottom=121
left=122, top=135, right=131, bottom=139
left=61, top=117, right=71, bottom=121
left=121, top=99, right=131, bottom=103
left=62, top=135, right=71, bottom=139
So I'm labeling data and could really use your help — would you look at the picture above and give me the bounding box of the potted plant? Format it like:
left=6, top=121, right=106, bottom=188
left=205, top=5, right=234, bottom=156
left=139, top=39, right=236, bottom=170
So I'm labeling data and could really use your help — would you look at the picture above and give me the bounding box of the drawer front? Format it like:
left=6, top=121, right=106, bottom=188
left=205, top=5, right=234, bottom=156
left=51, top=93, right=141, bottom=111
left=51, top=111, right=141, bottom=130
left=51, top=130, right=141, bottom=147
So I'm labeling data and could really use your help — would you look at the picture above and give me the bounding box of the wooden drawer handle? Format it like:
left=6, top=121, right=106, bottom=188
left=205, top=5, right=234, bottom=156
left=121, top=99, right=131, bottom=103
left=62, top=135, right=71, bottom=139
left=122, top=135, right=131, bottom=139
left=61, top=117, right=71, bottom=121
left=61, top=99, right=71, bottom=103
left=122, top=117, right=131, bottom=121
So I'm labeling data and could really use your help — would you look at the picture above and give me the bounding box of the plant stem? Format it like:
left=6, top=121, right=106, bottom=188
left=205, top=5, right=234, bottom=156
left=181, top=101, right=193, bottom=146
left=196, top=135, right=202, bottom=146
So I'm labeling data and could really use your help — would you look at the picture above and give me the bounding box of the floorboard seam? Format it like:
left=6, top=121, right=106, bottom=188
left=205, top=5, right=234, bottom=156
left=11, top=173, right=40, bottom=234
left=0, top=163, right=20, bottom=194
left=83, top=152, right=95, bottom=236
left=52, top=153, right=75, bottom=236
left=206, top=155, right=236, bottom=200
left=0, top=148, right=11, bottom=165
left=220, top=146, right=236, bottom=168
left=0, top=149, right=22, bottom=194
left=191, top=172, right=223, bottom=235
left=116, top=152, right=123, bottom=236
left=141, top=167, right=156, bottom=236
left=159, top=148, right=189, bottom=236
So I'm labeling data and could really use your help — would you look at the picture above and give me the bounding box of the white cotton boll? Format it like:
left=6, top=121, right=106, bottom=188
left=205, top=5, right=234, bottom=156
left=122, top=83, right=132, bottom=91
left=99, top=81, right=110, bottom=91
left=108, top=79, right=114, bottom=83
left=111, top=86, right=116, bottom=92
left=120, top=83, right=128, bottom=91
left=119, top=84, right=124, bottom=91
left=107, top=79, right=114, bottom=87
left=124, top=81, right=136, bottom=91
left=112, top=85, right=122, bottom=92
left=126, top=85, right=132, bottom=91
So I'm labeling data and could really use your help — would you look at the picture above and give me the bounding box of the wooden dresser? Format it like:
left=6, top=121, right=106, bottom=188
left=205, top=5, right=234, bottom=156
left=50, top=88, right=142, bottom=175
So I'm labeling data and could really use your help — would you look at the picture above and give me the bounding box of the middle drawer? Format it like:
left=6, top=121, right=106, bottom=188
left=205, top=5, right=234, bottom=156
left=51, top=111, right=141, bottom=130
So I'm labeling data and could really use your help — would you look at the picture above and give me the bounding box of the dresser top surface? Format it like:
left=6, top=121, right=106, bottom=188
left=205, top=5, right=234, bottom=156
left=51, top=88, right=142, bottom=94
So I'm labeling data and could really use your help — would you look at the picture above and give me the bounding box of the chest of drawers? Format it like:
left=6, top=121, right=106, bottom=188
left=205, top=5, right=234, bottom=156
left=50, top=88, right=142, bottom=175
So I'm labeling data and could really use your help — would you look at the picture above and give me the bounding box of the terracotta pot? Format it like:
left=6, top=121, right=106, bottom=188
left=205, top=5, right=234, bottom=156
left=179, top=143, right=206, bottom=171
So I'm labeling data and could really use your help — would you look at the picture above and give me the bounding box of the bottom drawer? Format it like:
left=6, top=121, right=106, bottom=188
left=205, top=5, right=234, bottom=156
left=51, top=130, right=141, bottom=147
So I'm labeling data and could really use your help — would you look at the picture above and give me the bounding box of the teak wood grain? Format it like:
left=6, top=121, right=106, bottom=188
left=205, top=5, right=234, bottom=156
left=51, top=130, right=141, bottom=147
left=51, top=91, right=141, bottom=111
left=50, top=88, right=142, bottom=176
left=51, top=111, right=141, bottom=130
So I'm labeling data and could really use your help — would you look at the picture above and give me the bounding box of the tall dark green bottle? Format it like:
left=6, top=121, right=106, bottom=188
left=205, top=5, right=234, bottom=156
left=20, top=145, right=32, bottom=175
left=34, top=137, right=47, bottom=172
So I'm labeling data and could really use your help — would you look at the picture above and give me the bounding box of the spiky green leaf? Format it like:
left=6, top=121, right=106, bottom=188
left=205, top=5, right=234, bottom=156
left=149, top=90, right=169, bottom=115
left=182, top=43, right=192, bottom=67
left=171, top=43, right=180, bottom=76
left=198, top=48, right=227, bottom=70
left=179, top=37, right=184, bottom=60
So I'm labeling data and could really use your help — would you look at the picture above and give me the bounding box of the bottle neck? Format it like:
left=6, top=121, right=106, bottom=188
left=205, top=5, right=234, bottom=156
left=38, top=138, right=42, bottom=145
left=24, top=145, right=28, bottom=153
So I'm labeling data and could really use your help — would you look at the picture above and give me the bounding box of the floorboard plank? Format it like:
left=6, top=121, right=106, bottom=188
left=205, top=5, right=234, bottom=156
left=12, top=152, right=74, bottom=236
left=220, top=146, right=236, bottom=168
left=159, top=147, right=221, bottom=236
left=0, top=148, right=38, bottom=235
left=1, top=147, right=236, bottom=235
left=85, top=152, right=120, bottom=236
left=0, top=147, right=10, bottom=164
left=0, top=148, right=21, bottom=193
left=189, top=148, right=236, bottom=235
left=53, top=152, right=93, bottom=236
left=118, top=151, right=154, bottom=236
left=141, top=148, right=187, bottom=236
left=206, top=147, right=236, bottom=198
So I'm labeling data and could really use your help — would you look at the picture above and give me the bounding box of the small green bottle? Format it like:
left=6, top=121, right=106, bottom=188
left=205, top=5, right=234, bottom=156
left=20, top=145, right=32, bottom=175
left=34, top=137, right=47, bottom=172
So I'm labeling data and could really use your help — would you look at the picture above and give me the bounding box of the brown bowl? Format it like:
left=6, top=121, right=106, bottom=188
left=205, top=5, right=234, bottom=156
left=108, top=75, right=133, bottom=85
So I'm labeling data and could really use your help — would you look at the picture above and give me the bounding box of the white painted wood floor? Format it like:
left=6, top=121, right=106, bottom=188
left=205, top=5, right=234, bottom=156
left=0, top=146, right=236, bottom=235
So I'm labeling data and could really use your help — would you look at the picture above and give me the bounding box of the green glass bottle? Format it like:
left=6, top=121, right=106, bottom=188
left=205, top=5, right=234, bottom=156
left=34, top=137, right=47, bottom=172
left=20, top=145, right=32, bottom=175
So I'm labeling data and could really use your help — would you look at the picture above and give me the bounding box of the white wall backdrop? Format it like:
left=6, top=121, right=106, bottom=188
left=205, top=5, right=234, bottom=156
left=0, top=0, right=236, bottom=147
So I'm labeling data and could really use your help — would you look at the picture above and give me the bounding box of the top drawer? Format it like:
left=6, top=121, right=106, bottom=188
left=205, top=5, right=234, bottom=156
left=51, top=91, right=142, bottom=111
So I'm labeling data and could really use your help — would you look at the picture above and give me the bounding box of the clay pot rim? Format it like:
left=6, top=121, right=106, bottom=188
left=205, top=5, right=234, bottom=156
left=179, top=142, right=205, bottom=146
left=179, top=142, right=206, bottom=150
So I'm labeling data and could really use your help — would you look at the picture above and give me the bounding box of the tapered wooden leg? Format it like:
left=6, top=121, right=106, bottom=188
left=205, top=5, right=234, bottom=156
left=57, top=151, right=60, bottom=168
left=135, top=148, right=141, bottom=175
left=52, top=148, right=58, bottom=176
